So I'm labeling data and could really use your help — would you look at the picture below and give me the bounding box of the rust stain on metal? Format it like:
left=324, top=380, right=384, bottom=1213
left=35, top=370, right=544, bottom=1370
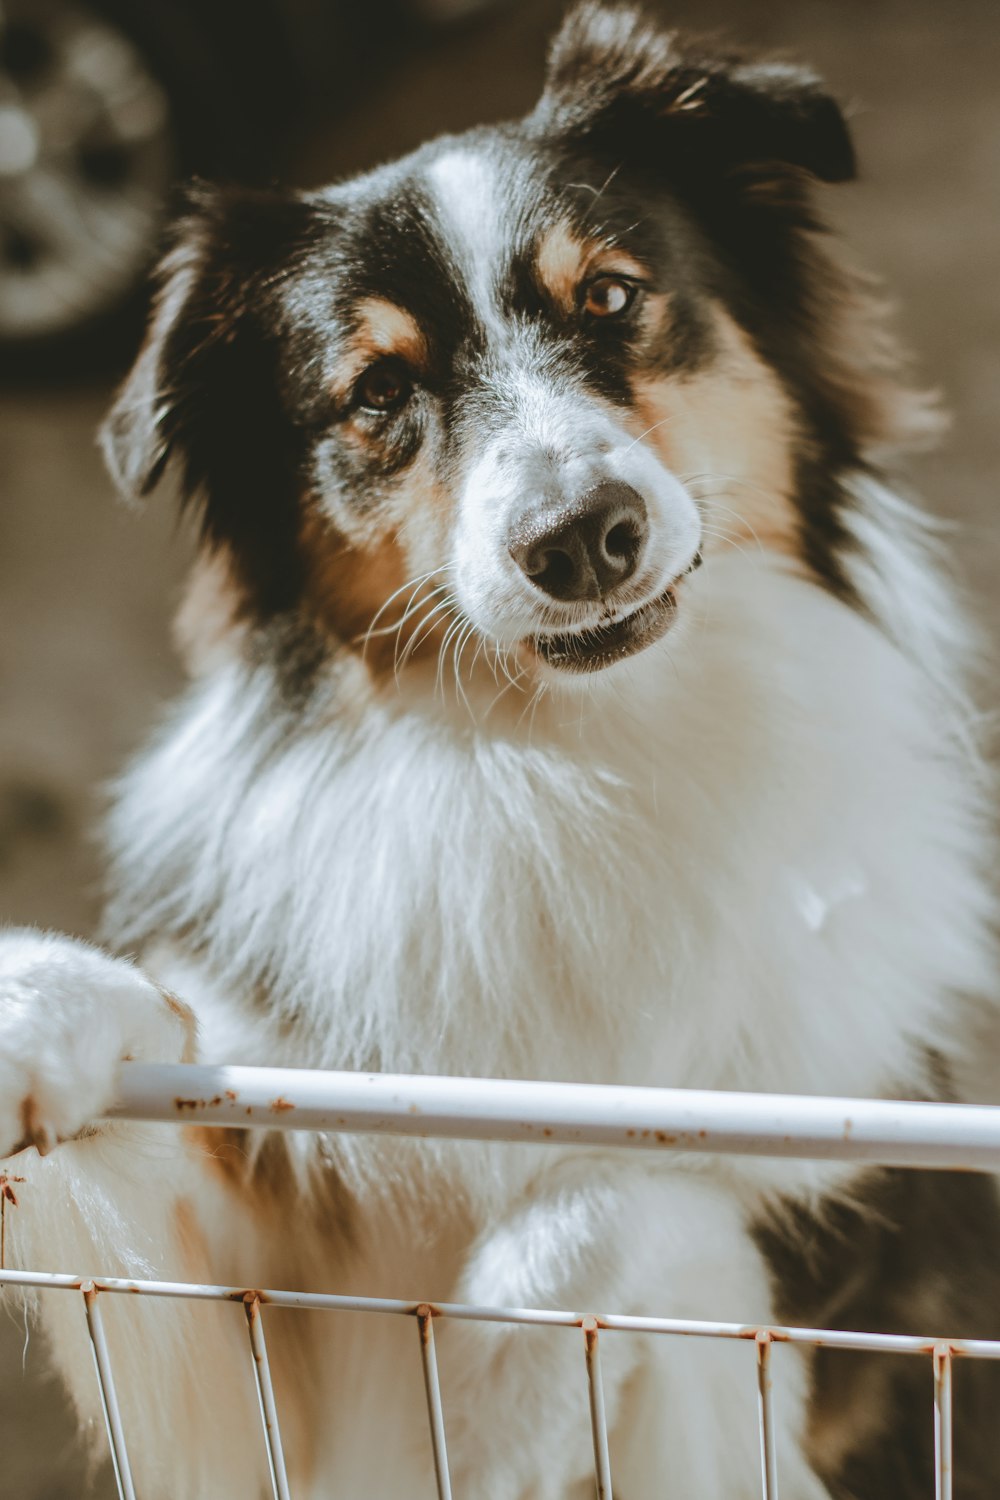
left=415, top=1303, right=436, bottom=1346
left=0, top=1173, right=25, bottom=1270
left=737, top=1325, right=790, bottom=1343
left=225, top=1090, right=237, bottom=1101
left=654, top=1131, right=676, bottom=1145
left=582, top=1315, right=600, bottom=1355
left=843, top=1117, right=854, bottom=1140
left=407, top=1301, right=442, bottom=1319
left=0, top=1174, right=24, bottom=1208
left=269, top=1097, right=295, bottom=1113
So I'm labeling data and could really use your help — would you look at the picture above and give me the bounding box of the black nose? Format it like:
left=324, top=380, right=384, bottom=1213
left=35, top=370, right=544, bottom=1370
left=507, top=481, right=649, bottom=602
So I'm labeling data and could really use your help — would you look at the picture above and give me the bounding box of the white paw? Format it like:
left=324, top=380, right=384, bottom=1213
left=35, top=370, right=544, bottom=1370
left=0, top=929, right=194, bottom=1159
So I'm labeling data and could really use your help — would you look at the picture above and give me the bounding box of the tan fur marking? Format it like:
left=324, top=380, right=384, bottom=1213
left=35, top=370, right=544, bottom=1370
left=630, top=304, right=801, bottom=558
left=536, top=221, right=589, bottom=310
left=299, top=507, right=407, bottom=668
left=536, top=222, right=648, bottom=313
left=184, top=1127, right=356, bottom=1252
left=299, top=439, right=460, bottom=677
left=185, top=1126, right=254, bottom=1190
left=9, top=1095, right=51, bottom=1157
left=333, top=298, right=427, bottom=404
left=184, top=1127, right=296, bottom=1202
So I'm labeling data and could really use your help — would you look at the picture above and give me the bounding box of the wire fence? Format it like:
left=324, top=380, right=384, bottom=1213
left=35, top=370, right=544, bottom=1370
left=6, top=1062, right=1000, bottom=1500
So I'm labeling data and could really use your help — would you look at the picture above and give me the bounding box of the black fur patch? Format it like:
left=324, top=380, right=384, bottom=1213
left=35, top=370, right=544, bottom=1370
left=102, top=184, right=324, bottom=616
left=754, top=1168, right=1000, bottom=1497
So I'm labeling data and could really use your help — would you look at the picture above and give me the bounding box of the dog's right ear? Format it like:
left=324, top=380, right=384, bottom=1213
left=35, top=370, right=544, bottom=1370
left=100, top=224, right=205, bottom=503
left=102, top=182, right=309, bottom=504
left=101, top=183, right=320, bottom=614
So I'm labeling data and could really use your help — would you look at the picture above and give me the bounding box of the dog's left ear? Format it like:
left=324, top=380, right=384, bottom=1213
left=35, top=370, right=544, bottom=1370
left=533, top=2, right=855, bottom=187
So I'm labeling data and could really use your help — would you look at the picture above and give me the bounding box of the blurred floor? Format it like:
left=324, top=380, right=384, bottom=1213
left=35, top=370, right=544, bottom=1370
left=1, top=1, right=998, bottom=1494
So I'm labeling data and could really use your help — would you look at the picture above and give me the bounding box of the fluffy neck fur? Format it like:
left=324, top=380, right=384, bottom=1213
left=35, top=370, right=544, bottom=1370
left=104, top=476, right=995, bottom=1119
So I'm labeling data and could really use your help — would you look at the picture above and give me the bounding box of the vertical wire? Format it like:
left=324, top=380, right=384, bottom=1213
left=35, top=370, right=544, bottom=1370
left=244, top=1294, right=293, bottom=1500
left=755, top=1332, right=779, bottom=1500
left=416, top=1305, right=454, bottom=1500
left=82, top=1282, right=137, bottom=1500
left=933, top=1343, right=953, bottom=1500
left=583, top=1318, right=613, bottom=1499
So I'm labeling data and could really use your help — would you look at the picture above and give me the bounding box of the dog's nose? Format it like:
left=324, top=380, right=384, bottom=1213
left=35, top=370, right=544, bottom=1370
left=507, top=481, right=648, bottom=602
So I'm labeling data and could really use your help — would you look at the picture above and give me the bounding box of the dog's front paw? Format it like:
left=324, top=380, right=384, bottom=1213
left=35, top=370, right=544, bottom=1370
left=0, top=930, right=194, bottom=1158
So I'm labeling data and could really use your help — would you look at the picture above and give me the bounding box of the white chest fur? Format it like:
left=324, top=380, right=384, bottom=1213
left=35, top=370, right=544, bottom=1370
left=107, top=544, right=996, bottom=1132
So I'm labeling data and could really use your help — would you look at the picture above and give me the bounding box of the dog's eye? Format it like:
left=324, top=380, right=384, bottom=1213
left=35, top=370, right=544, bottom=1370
left=355, top=359, right=413, bottom=414
left=582, top=275, right=637, bottom=320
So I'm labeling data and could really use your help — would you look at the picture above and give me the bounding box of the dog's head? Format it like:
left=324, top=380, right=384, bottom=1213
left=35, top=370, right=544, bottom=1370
left=103, top=4, right=908, bottom=689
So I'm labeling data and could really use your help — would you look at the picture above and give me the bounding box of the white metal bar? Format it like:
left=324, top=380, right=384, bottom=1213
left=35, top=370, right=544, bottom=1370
left=755, top=1332, right=778, bottom=1500
left=82, top=1283, right=137, bottom=1500
left=1, top=1270, right=995, bottom=1362
left=244, top=1295, right=293, bottom=1500
left=416, top=1305, right=453, bottom=1500
left=105, top=1062, right=1000, bottom=1173
left=583, top=1317, right=614, bottom=1499
left=934, top=1343, right=953, bottom=1500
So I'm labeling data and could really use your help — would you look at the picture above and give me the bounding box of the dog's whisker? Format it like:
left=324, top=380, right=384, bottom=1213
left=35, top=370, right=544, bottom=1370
left=394, top=593, right=459, bottom=683
left=357, top=568, right=449, bottom=660
left=451, top=621, right=479, bottom=720
left=360, top=582, right=446, bottom=644
left=622, top=415, right=673, bottom=456
left=434, top=615, right=467, bottom=701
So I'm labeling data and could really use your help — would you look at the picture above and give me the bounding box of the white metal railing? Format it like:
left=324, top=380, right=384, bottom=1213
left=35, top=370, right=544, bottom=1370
left=6, top=1062, right=1000, bottom=1500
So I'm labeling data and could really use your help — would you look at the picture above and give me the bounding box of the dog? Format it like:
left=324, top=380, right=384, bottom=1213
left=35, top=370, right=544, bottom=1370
left=3, top=4, right=1000, bottom=1495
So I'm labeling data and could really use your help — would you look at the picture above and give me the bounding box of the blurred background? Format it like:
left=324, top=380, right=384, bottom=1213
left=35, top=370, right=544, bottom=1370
left=1, top=0, right=998, bottom=1493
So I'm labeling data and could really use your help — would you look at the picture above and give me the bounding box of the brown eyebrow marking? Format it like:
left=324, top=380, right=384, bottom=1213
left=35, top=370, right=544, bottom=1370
left=536, top=221, right=590, bottom=309
left=535, top=220, right=649, bottom=313
left=333, top=297, right=428, bottom=404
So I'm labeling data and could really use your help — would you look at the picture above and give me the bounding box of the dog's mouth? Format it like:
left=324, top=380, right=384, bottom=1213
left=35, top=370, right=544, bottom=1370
left=527, top=559, right=698, bottom=674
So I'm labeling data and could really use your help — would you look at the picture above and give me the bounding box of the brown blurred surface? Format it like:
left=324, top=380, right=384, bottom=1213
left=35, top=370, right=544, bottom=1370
left=1, top=1, right=998, bottom=1494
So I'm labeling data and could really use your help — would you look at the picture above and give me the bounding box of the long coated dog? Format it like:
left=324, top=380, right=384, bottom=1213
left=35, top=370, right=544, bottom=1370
left=3, top=6, right=1000, bottom=1495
